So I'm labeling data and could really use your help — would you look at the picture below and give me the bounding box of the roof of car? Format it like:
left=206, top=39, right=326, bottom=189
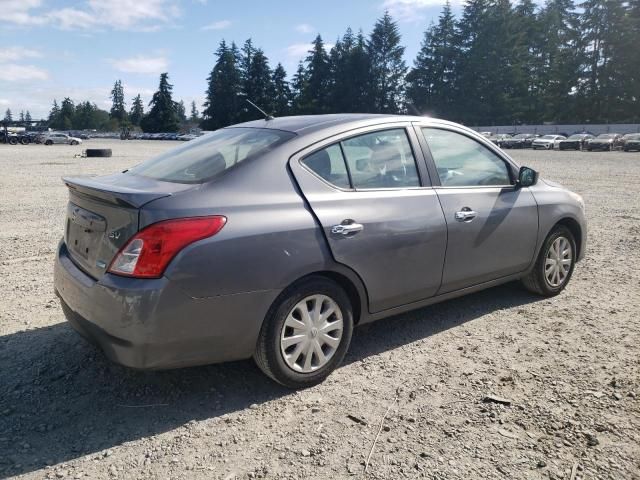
left=228, top=114, right=429, bottom=135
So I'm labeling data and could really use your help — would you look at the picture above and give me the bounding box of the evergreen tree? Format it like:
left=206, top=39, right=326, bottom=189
left=406, top=2, right=458, bottom=117
left=19, top=111, right=25, bottom=122
left=110, top=79, right=127, bottom=123
left=539, top=0, right=581, bottom=122
left=291, top=61, right=308, bottom=114
left=270, top=63, right=291, bottom=116
left=48, top=100, right=61, bottom=128
left=367, top=12, right=407, bottom=113
left=190, top=100, right=199, bottom=122
left=301, top=35, right=331, bottom=114
left=201, top=40, right=243, bottom=130
left=129, top=94, right=144, bottom=126
left=140, top=73, right=179, bottom=133
left=176, top=100, right=187, bottom=122
left=3, top=109, right=12, bottom=122
left=25, top=111, right=32, bottom=123
left=60, top=98, right=75, bottom=130
left=241, top=47, right=273, bottom=120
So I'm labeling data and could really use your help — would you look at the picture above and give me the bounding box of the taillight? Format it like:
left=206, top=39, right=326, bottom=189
left=108, top=216, right=226, bottom=278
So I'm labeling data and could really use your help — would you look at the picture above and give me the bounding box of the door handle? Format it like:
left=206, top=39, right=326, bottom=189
left=454, top=208, right=477, bottom=222
left=331, top=222, right=364, bottom=235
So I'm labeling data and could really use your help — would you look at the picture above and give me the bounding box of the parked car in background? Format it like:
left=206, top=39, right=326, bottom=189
left=488, top=133, right=511, bottom=148
left=558, top=134, right=595, bottom=151
left=42, top=132, right=83, bottom=145
left=501, top=133, right=538, bottom=149
left=586, top=133, right=624, bottom=151
left=532, top=134, right=566, bottom=150
left=622, top=133, right=640, bottom=152
left=54, top=114, right=586, bottom=388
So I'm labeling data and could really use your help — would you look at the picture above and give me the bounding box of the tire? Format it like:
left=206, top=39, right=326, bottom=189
left=521, top=225, right=577, bottom=297
left=45, top=140, right=53, bottom=145
left=20, top=137, right=29, bottom=145
left=85, top=148, right=112, bottom=158
left=9, top=137, right=18, bottom=145
left=254, top=276, right=354, bottom=388
left=71, top=140, right=79, bottom=146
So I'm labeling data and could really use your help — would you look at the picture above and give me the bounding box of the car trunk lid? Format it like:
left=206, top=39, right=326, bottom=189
left=63, top=173, right=194, bottom=279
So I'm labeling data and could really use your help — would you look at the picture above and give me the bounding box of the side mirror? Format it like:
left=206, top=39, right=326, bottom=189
left=517, top=166, right=538, bottom=188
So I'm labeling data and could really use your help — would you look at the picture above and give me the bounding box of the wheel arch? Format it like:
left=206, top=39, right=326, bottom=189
left=553, top=217, right=583, bottom=260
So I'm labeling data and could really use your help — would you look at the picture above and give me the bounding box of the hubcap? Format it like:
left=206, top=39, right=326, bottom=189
left=545, top=236, right=573, bottom=288
left=280, top=294, right=343, bottom=373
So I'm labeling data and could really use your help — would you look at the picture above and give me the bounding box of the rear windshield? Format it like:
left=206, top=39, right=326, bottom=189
left=127, top=128, right=295, bottom=184
left=597, top=134, right=614, bottom=139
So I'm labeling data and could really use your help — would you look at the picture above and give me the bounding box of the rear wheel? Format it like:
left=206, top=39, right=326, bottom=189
left=45, top=140, right=53, bottom=145
left=254, top=276, right=354, bottom=388
left=521, top=226, right=576, bottom=297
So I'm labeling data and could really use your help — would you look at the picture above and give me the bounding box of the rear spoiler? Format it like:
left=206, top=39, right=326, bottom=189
left=62, top=174, right=178, bottom=209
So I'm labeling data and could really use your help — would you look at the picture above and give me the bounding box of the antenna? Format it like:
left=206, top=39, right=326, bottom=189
left=245, top=99, right=274, bottom=121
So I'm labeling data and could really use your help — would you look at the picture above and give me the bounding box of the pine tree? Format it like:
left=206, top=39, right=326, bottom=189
left=190, top=101, right=199, bottom=122
left=176, top=100, right=187, bottom=122
left=301, top=35, right=331, bottom=114
left=367, top=12, right=407, bottom=113
left=270, top=63, right=291, bottom=116
left=406, top=2, right=458, bottom=117
left=18, top=111, right=25, bottom=122
left=201, top=40, right=243, bottom=130
left=48, top=100, right=61, bottom=129
left=60, top=98, right=75, bottom=130
left=241, top=47, right=273, bottom=120
left=328, top=28, right=372, bottom=113
left=539, top=0, right=581, bottom=122
left=291, top=61, right=308, bottom=114
left=140, top=73, right=179, bottom=133
left=25, top=111, right=32, bottom=123
left=3, top=109, right=12, bottom=122
left=110, top=80, right=127, bottom=124
left=129, top=94, right=144, bottom=126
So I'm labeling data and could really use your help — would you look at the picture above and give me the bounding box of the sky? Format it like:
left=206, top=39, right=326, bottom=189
left=0, top=0, right=461, bottom=119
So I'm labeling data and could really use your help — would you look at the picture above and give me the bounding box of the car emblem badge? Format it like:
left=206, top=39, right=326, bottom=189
left=108, top=230, right=121, bottom=240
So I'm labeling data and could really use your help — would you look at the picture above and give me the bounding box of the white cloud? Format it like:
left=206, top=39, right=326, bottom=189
left=201, top=19, right=231, bottom=30
left=1, top=0, right=47, bottom=26
left=285, top=42, right=334, bottom=59
left=295, top=23, right=315, bottom=34
left=0, top=47, right=42, bottom=63
left=1, top=0, right=180, bottom=31
left=0, top=64, right=49, bottom=82
left=0, top=99, right=10, bottom=106
left=110, top=55, right=169, bottom=74
left=381, top=0, right=456, bottom=22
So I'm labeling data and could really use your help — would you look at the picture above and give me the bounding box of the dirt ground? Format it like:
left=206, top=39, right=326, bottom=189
left=0, top=140, right=638, bottom=480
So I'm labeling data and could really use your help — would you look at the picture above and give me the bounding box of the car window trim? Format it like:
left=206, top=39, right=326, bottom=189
left=412, top=123, right=519, bottom=188
left=296, top=123, right=433, bottom=191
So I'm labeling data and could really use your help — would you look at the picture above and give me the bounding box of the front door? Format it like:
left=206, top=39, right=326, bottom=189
left=418, top=126, right=539, bottom=294
left=290, top=126, right=448, bottom=313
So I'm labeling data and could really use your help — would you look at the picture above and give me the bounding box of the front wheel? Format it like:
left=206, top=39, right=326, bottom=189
left=45, top=140, right=53, bottom=145
left=71, top=140, right=79, bottom=145
left=521, top=226, right=576, bottom=297
left=254, top=276, right=354, bottom=388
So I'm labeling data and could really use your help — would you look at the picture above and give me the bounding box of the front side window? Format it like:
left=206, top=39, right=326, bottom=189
left=128, top=127, right=295, bottom=184
left=341, top=129, right=420, bottom=189
left=421, top=128, right=512, bottom=187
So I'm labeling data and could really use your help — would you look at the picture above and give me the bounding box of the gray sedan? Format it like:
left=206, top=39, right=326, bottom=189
left=54, top=114, right=586, bottom=388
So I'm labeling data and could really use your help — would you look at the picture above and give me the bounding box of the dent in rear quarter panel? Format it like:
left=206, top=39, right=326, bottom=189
left=139, top=151, right=335, bottom=299
left=529, top=182, right=587, bottom=261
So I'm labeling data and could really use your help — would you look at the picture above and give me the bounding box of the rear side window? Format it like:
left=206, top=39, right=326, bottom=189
left=301, top=144, right=350, bottom=189
left=421, top=128, right=512, bottom=187
left=128, top=128, right=295, bottom=184
left=341, top=129, right=420, bottom=189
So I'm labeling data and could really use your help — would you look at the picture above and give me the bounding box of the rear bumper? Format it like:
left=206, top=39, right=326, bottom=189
left=54, top=241, right=278, bottom=370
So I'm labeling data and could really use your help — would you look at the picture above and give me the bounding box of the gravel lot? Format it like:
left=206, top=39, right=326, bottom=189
left=0, top=140, right=639, bottom=480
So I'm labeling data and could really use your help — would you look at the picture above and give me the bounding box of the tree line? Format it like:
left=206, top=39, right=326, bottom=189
left=43, top=0, right=639, bottom=132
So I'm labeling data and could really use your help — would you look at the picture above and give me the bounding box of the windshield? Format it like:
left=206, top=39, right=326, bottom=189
left=597, top=134, right=614, bottom=139
left=513, top=134, right=530, bottom=139
left=567, top=135, right=585, bottom=139
left=127, top=128, right=295, bottom=184
left=541, top=135, right=556, bottom=139
left=624, top=134, right=640, bottom=140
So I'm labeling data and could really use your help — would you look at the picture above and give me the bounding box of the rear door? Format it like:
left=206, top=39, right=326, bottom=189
left=289, top=124, right=447, bottom=313
left=416, top=124, right=538, bottom=294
